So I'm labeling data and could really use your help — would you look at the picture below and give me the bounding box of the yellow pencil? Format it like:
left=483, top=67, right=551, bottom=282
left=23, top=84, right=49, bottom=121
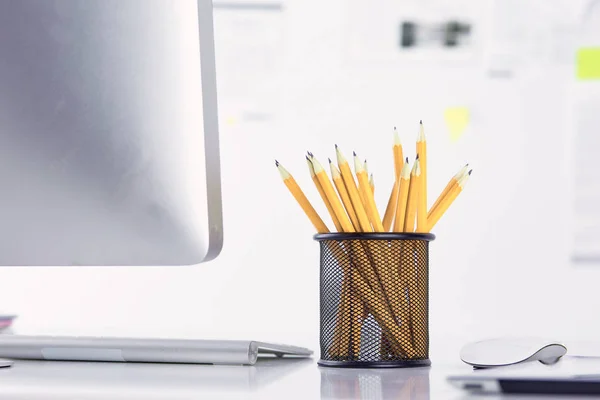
left=364, top=159, right=374, bottom=198
left=354, top=153, right=384, bottom=232
left=427, top=170, right=471, bottom=232
left=329, top=159, right=361, bottom=231
left=403, top=157, right=421, bottom=233
left=393, top=127, right=404, bottom=180
left=276, top=161, right=329, bottom=233
left=369, top=174, right=375, bottom=195
left=382, top=128, right=405, bottom=231
left=310, top=154, right=355, bottom=233
left=382, top=182, right=397, bottom=232
left=416, top=121, right=427, bottom=233
left=428, top=164, right=469, bottom=219
left=336, top=145, right=372, bottom=232
left=393, top=158, right=411, bottom=232
left=307, top=156, right=343, bottom=232
left=323, top=157, right=361, bottom=357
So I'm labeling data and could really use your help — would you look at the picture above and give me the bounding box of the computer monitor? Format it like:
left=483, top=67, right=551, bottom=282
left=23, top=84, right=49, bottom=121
left=0, top=0, right=223, bottom=266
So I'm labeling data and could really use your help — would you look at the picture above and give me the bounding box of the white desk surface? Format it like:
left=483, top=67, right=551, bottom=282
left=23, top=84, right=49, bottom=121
left=0, top=357, right=565, bottom=400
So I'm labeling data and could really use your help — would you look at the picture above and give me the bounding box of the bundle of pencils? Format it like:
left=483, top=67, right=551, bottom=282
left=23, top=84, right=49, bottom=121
left=276, top=121, right=471, bottom=359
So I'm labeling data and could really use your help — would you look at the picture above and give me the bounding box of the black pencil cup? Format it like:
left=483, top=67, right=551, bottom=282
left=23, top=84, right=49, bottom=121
left=315, top=232, right=435, bottom=368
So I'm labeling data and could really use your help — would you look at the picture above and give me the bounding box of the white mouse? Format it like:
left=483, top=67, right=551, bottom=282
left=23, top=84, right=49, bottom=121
left=460, top=338, right=567, bottom=368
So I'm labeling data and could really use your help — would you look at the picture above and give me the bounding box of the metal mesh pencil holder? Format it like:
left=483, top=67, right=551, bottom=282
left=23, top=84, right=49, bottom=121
left=315, top=232, right=435, bottom=368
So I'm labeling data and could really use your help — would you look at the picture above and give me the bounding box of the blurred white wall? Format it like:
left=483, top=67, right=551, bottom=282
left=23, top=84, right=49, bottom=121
left=0, top=0, right=599, bottom=364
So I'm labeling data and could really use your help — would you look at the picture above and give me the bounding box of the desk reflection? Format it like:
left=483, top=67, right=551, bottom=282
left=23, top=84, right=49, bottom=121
left=320, top=366, right=430, bottom=400
left=1, top=357, right=312, bottom=393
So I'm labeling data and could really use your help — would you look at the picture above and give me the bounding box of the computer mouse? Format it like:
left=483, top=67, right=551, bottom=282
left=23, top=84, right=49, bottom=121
left=460, top=338, right=567, bottom=368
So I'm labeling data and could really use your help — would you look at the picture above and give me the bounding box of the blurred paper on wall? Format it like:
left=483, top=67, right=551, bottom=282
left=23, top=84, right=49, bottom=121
left=571, top=0, right=600, bottom=263
left=485, top=0, right=582, bottom=76
left=342, top=0, right=485, bottom=65
left=213, top=1, right=285, bottom=125
left=571, top=94, right=600, bottom=264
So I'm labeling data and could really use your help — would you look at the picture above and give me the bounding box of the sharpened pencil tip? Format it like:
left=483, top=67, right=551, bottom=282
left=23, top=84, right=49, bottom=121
left=307, top=151, right=314, bottom=157
left=275, top=160, right=279, bottom=166
left=335, top=144, right=338, bottom=149
left=394, top=126, right=397, bottom=130
left=328, top=158, right=332, bottom=163
left=420, top=120, right=423, bottom=124
left=469, top=169, right=473, bottom=175
left=305, top=155, right=310, bottom=161
left=353, top=151, right=357, bottom=156
left=406, top=157, right=409, bottom=163
left=416, top=154, right=419, bottom=160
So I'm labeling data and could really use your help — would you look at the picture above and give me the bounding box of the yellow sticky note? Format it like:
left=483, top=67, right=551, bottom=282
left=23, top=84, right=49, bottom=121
left=577, top=48, right=600, bottom=80
left=444, top=107, right=470, bottom=143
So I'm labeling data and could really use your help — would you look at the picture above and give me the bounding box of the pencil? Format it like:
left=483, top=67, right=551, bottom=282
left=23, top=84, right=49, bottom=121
left=329, top=159, right=361, bottom=231
left=364, top=160, right=374, bottom=195
left=427, top=170, right=471, bottom=232
left=309, top=154, right=359, bottom=357
left=382, top=128, right=405, bottom=231
left=393, top=158, right=411, bottom=232
left=393, top=127, right=404, bottom=180
left=310, top=154, right=355, bottom=233
left=403, top=157, right=421, bottom=233
left=276, top=161, right=329, bottom=233
left=354, top=153, right=384, bottom=232
left=363, top=159, right=370, bottom=208
left=416, top=121, right=427, bottom=233
left=428, top=164, right=469, bottom=219
left=382, top=182, right=397, bottom=232
left=307, top=156, right=343, bottom=232
left=336, top=146, right=372, bottom=232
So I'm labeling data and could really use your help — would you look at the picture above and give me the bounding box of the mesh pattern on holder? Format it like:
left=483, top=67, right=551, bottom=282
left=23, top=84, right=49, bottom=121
left=317, top=234, right=434, bottom=367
